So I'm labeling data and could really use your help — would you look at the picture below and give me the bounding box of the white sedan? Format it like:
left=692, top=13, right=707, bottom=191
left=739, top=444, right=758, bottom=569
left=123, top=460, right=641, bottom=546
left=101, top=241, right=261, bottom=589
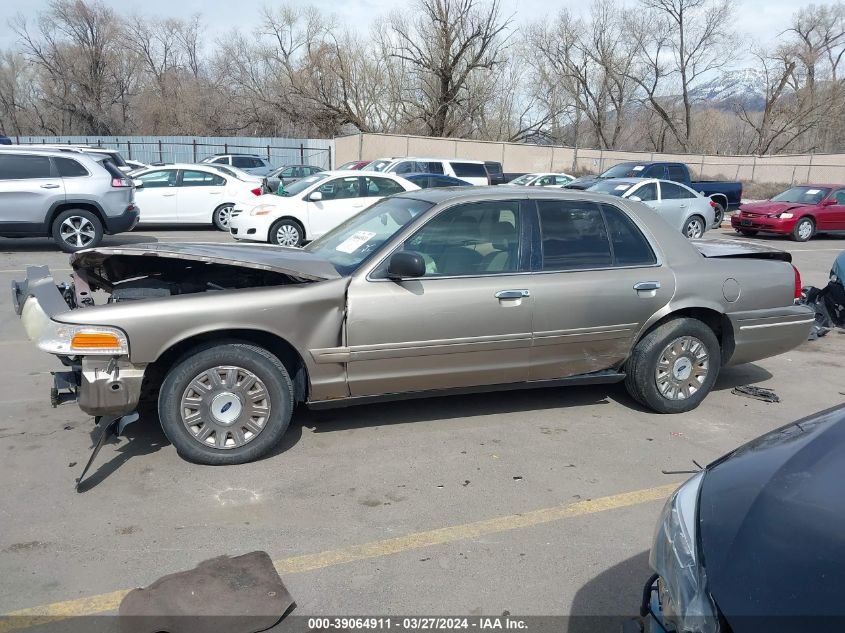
left=229, top=170, right=419, bottom=246
left=506, top=172, right=575, bottom=187
left=132, top=164, right=264, bottom=230
left=588, top=178, right=716, bottom=239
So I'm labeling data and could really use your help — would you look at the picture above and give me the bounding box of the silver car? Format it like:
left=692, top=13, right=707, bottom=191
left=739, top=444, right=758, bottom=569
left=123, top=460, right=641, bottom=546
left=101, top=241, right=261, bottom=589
left=13, top=188, right=813, bottom=470
left=0, top=148, right=139, bottom=251
left=588, top=178, right=716, bottom=238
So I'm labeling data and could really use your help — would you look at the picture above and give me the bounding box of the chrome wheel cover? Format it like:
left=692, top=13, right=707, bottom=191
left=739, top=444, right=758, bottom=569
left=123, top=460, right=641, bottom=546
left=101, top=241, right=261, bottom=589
left=685, top=218, right=704, bottom=239
left=275, top=224, right=300, bottom=246
left=655, top=336, right=710, bottom=401
left=797, top=220, right=813, bottom=240
left=180, top=365, right=271, bottom=449
left=216, top=205, right=234, bottom=229
left=60, top=216, right=97, bottom=248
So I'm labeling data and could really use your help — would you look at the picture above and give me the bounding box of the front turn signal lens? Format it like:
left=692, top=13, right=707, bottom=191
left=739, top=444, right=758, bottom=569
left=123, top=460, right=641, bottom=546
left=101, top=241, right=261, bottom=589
left=71, top=332, right=122, bottom=350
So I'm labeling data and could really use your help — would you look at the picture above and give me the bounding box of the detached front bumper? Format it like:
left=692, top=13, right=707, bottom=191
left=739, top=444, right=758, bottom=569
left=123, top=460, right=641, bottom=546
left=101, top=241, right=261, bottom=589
left=731, top=214, right=795, bottom=234
left=13, top=266, right=146, bottom=417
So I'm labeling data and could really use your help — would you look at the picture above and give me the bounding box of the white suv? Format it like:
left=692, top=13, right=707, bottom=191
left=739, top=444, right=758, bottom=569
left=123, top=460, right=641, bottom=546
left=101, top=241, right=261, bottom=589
left=367, top=157, right=490, bottom=186
left=229, top=171, right=418, bottom=246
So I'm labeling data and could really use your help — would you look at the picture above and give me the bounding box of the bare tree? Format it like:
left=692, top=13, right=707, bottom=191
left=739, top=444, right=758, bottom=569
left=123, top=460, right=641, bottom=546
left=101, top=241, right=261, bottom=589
left=384, top=0, right=512, bottom=136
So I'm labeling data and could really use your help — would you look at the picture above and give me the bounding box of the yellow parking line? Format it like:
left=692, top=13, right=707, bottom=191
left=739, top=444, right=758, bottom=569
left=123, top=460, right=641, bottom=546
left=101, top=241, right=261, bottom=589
left=0, top=482, right=678, bottom=632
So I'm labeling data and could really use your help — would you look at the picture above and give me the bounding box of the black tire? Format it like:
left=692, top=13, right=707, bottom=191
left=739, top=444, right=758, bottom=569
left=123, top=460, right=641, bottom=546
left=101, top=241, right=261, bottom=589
left=158, top=343, right=293, bottom=465
left=738, top=229, right=758, bottom=237
left=792, top=217, right=815, bottom=242
left=269, top=218, right=304, bottom=247
left=213, top=203, right=235, bottom=231
left=624, top=317, right=721, bottom=414
left=51, top=209, right=103, bottom=252
left=712, top=203, right=725, bottom=228
left=682, top=215, right=706, bottom=239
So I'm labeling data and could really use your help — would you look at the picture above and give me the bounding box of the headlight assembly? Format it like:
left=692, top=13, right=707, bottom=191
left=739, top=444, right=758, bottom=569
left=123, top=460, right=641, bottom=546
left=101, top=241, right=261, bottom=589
left=649, top=472, right=719, bottom=633
left=38, top=322, right=129, bottom=356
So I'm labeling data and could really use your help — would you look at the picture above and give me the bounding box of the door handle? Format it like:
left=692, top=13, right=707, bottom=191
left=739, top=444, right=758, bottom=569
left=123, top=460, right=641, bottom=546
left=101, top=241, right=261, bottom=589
left=40, top=183, right=61, bottom=189
left=162, top=193, right=176, bottom=197
left=679, top=204, right=687, bottom=208
left=495, top=289, right=530, bottom=299
left=634, top=281, right=661, bottom=291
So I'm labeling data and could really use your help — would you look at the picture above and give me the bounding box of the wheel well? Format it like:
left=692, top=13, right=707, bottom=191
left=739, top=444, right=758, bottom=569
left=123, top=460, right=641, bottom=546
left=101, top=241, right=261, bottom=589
left=47, top=203, right=106, bottom=236
left=144, top=330, right=309, bottom=403
left=708, top=194, right=728, bottom=209
left=643, top=308, right=734, bottom=364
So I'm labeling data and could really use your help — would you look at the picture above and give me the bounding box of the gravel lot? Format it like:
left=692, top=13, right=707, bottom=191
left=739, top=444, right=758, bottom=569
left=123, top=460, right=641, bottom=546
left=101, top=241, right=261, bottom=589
left=0, top=227, right=843, bottom=628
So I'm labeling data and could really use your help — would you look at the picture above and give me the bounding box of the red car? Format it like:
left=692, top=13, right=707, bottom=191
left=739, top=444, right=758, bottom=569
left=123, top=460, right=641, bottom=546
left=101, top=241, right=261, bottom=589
left=336, top=160, right=371, bottom=170
left=732, top=184, right=845, bottom=241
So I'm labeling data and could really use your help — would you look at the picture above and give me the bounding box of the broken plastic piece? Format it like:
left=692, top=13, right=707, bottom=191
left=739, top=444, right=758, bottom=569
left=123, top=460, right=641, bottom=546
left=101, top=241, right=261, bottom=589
left=731, top=385, right=780, bottom=403
left=118, top=551, right=295, bottom=633
left=75, top=412, right=139, bottom=491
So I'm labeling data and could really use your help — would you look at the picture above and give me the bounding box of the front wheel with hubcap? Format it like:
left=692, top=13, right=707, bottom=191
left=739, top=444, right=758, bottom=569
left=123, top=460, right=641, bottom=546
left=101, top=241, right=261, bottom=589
left=158, top=343, right=293, bottom=465
left=51, top=209, right=103, bottom=252
left=682, top=215, right=706, bottom=239
left=270, top=218, right=304, bottom=247
left=213, top=204, right=235, bottom=231
left=792, top=217, right=815, bottom=242
left=624, top=317, right=721, bottom=414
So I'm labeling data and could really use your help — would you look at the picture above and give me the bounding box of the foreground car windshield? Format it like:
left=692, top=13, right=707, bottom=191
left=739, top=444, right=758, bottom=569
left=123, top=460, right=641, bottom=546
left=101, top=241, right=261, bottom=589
left=599, top=163, right=638, bottom=178
left=277, top=173, right=330, bottom=196
left=305, top=197, right=433, bottom=274
left=588, top=181, right=635, bottom=196
left=771, top=186, right=831, bottom=204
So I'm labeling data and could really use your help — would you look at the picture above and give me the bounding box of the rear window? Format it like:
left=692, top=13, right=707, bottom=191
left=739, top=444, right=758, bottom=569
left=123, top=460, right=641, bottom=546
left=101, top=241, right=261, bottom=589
left=450, top=162, right=487, bottom=178
left=54, top=157, right=89, bottom=177
left=0, top=154, right=53, bottom=179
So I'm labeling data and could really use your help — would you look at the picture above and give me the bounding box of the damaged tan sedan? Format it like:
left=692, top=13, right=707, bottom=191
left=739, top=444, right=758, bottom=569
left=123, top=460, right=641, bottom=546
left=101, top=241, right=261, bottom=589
left=13, top=188, right=814, bottom=467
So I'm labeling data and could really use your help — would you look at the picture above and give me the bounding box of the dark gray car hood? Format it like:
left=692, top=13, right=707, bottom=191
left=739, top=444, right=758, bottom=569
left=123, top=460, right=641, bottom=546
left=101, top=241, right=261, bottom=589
left=70, top=242, right=341, bottom=282
left=699, top=405, right=845, bottom=629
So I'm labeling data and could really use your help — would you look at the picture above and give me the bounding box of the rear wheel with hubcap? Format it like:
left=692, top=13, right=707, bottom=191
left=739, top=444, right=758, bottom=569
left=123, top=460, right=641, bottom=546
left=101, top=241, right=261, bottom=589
left=158, top=343, right=293, bottom=465
left=270, top=218, right=304, bottom=247
left=711, top=203, right=725, bottom=228
left=51, top=209, right=103, bottom=252
left=682, top=215, right=706, bottom=239
left=625, top=317, right=721, bottom=413
left=213, top=204, right=235, bottom=231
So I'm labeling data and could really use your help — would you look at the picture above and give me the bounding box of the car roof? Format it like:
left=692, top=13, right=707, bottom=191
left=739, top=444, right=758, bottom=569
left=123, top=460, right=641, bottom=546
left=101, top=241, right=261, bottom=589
left=397, top=185, right=627, bottom=205
left=0, top=147, right=103, bottom=160
left=389, top=156, right=485, bottom=164
left=403, top=172, right=464, bottom=179
left=790, top=183, right=844, bottom=189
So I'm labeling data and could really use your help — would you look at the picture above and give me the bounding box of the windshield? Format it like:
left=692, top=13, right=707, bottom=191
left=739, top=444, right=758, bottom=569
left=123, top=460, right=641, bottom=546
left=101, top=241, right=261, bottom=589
left=277, top=172, right=330, bottom=196
left=588, top=180, right=635, bottom=196
left=771, top=186, right=831, bottom=204
left=509, top=174, right=536, bottom=185
left=367, top=159, right=392, bottom=172
left=305, top=196, right=433, bottom=275
left=599, top=163, right=640, bottom=178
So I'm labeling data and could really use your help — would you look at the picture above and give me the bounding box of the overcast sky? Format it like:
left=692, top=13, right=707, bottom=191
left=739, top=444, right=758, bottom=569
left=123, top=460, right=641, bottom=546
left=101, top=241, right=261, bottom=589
left=0, top=0, right=831, bottom=65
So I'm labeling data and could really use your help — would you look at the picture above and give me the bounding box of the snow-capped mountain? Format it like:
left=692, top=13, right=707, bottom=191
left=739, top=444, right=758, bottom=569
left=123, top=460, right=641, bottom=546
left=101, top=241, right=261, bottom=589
left=689, top=68, right=769, bottom=111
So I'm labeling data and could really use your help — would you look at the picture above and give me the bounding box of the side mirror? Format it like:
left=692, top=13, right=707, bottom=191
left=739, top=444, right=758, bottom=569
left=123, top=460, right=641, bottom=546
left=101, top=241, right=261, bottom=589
left=309, top=191, right=323, bottom=202
left=629, top=195, right=641, bottom=202
left=387, top=251, right=426, bottom=280
left=821, top=198, right=837, bottom=206
left=133, top=179, right=144, bottom=188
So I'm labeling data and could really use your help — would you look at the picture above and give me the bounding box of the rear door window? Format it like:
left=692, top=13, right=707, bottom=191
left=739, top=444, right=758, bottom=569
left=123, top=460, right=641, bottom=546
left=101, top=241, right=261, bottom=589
left=660, top=182, right=688, bottom=199
left=0, top=154, right=53, bottom=179
left=450, top=162, right=487, bottom=178
left=54, top=157, right=89, bottom=177
left=601, top=204, right=657, bottom=267
left=537, top=200, right=612, bottom=270
left=180, top=170, right=225, bottom=187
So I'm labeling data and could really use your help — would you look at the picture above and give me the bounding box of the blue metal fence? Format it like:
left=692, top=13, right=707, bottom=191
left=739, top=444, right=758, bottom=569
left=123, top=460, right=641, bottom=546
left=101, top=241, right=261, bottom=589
left=11, top=135, right=333, bottom=169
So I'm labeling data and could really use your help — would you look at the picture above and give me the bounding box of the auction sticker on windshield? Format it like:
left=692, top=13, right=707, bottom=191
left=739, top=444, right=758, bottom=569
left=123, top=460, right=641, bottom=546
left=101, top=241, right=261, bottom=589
left=806, top=189, right=820, bottom=195
left=336, top=231, right=377, bottom=253
left=632, top=165, right=645, bottom=171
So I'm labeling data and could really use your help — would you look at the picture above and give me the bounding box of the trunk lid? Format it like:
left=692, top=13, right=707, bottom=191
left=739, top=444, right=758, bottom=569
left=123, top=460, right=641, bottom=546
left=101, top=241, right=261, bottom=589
left=70, top=242, right=341, bottom=282
left=691, top=238, right=792, bottom=262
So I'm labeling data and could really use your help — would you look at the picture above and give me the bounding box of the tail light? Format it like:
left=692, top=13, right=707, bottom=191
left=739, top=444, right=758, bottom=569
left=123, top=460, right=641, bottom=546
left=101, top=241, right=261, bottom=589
left=709, top=200, right=716, bottom=208
left=792, top=264, right=802, bottom=300
left=112, top=177, right=132, bottom=188
left=250, top=187, right=262, bottom=196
